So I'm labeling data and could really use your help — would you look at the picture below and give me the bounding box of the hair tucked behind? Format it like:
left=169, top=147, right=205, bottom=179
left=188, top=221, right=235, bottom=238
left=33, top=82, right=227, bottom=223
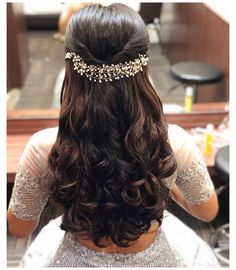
left=48, top=3, right=177, bottom=248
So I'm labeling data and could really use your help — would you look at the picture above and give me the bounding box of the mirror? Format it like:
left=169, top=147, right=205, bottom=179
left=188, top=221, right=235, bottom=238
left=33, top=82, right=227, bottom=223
left=7, top=2, right=229, bottom=116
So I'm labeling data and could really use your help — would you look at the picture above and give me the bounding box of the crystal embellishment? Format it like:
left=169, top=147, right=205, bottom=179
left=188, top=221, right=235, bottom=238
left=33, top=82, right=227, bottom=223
left=65, top=51, right=148, bottom=82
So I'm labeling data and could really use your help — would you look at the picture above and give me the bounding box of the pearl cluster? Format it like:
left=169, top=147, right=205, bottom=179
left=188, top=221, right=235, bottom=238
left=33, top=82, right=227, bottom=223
left=65, top=51, right=148, bottom=83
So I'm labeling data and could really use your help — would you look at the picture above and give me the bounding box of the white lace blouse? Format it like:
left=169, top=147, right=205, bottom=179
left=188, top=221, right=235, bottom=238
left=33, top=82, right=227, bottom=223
left=8, top=124, right=214, bottom=221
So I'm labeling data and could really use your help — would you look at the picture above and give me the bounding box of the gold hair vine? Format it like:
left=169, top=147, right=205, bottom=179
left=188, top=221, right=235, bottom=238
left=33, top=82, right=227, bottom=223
left=65, top=51, right=148, bottom=83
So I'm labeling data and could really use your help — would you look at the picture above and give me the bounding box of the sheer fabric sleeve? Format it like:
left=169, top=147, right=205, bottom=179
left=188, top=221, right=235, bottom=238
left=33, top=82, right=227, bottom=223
left=168, top=125, right=215, bottom=204
left=8, top=130, right=53, bottom=220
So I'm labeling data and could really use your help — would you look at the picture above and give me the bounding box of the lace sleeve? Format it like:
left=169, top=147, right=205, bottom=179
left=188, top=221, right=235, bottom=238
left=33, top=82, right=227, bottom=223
left=8, top=132, right=51, bottom=220
left=176, top=150, right=214, bottom=204
left=168, top=125, right=215, bottom=204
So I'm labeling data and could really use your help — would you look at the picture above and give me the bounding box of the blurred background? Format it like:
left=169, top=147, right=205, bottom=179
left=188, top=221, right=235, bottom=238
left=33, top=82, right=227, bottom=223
left=7, top=1, right=229, bottom=110
left=7, top=1, right=230, bottom=267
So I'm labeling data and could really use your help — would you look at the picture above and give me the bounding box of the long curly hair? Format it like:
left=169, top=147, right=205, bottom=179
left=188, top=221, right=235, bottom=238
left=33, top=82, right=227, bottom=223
left=48, top=3, right=177, bottom=248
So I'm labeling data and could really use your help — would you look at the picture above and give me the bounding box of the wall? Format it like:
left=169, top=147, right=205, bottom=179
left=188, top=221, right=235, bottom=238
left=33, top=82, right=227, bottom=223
left=7, top=3, right=29, bottom=91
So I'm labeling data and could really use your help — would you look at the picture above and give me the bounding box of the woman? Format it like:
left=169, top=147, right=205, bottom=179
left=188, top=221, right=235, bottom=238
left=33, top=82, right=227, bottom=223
left=7, top=3, right=219, bottom=267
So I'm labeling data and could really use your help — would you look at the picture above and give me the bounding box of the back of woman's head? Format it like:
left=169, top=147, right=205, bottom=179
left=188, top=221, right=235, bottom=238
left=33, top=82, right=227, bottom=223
left=48, top=3, right=177, bottom=248
left=65, top=3, right=149, bottom=65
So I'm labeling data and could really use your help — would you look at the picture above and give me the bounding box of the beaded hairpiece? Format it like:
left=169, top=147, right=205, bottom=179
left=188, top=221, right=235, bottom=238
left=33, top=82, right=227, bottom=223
left=65, top=51, right=148, bottom=83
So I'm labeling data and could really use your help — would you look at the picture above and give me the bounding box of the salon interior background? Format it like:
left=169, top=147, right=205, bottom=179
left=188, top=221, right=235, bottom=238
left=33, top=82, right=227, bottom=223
left=7, top=2, right=229, bottom=110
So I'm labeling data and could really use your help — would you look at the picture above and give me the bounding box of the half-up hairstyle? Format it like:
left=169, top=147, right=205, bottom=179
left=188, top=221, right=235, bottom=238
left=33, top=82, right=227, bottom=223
left=48, top=3, right=177, bottom=248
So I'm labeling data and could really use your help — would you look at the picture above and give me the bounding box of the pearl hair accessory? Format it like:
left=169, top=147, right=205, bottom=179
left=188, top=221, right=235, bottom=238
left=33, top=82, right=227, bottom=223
left=65, top=51, right=148, bottom=83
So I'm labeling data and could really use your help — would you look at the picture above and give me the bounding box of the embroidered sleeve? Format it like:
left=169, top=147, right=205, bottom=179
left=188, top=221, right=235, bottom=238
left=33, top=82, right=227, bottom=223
left=168, top=125, right=215, bottom=204
left=8, top=165, right=50, bottom=220
left=176, top=151, right=214, bottom=204
left=8, top=133, right=51, bottom=220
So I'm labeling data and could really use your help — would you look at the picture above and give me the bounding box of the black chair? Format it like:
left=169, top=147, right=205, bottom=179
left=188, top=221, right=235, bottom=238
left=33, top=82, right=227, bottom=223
left=169, top=61, right=224, bottom=102
left=210, top=145, right=229, bottom=266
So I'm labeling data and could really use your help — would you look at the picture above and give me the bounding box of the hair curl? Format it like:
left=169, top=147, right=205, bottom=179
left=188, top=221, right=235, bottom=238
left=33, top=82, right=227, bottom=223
left=48, top=3, right=177, bottom=248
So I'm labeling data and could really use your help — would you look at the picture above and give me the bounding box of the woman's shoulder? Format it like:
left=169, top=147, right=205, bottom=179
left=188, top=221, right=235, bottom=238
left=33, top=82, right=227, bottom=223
left=168, top=124, right=194, bottom=148
left=167, top=124, right=198, bottom=170
left=15, top=127, right=58, bottom=177
left=30, top=127, right=58, bottom=147
left=21, top=127, right=59, bottom=172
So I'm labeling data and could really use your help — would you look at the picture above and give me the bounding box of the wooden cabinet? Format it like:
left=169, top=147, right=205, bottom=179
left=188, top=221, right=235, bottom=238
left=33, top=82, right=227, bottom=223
left=7, top=3, right=29, bottom=91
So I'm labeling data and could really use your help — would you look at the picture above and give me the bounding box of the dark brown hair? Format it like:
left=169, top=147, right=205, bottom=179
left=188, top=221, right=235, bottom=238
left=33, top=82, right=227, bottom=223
left=48, top=3, right=177, bottom=248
